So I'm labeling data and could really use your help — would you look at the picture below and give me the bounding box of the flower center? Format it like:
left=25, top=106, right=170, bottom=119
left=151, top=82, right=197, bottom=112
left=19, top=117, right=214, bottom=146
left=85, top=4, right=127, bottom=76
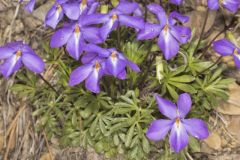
left=233, top=48, right=239, bottom=56
left=163, top=24, right=169, bottom=33
left=16, top=50, right=22, bottom=58
left=75, top=25, right=81, bottom=33
left=57, top=4, right=62, bottom=13
left=175, top=117, right=181, bottom=128
left=95, top=61, right=101, bottom=71
left=111, top=52, right=117, bottom=59
left=112, top=14, right=118, bottom=21
left=219, top=0, right=224, bottom=4
left=82, top=0, right=87, bottom=5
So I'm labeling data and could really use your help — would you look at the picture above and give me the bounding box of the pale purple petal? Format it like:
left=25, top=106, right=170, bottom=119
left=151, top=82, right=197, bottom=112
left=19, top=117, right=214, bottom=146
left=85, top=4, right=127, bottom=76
left=146, top=120, right=174, bottom=141
left=81, top=52, right=98, bottom=64
left=66, top=32, right=85, bottom=60
left=0, top=46, right=15, bottom=59
left=213, top=39, right=236, bottom=56
left=222, top=0, right=240, bottom=13
left=169, top=11, right=189, bottom=25
left=208, top=0, right=219, bottom=10
left=147, top=3, right=167, bottom=26
left=82, top=27, right=103, bottom=44
left=1, top=55, right=22, bottom=78
left=117, top=70, right=126, bottom=80
left=115, top=1, right=139, bottom=14
left=84, top=44, right=110, bottom=57
left=22, top=53, right=45, bottom=73
left=100, top=19, right=118, bottom=40
left=45, top=5, right=64, bottom=29
left=106, top=55, right=127, bottom=77
left=24, top=0, right=36, bottom=13
left=169, top=121, right=189, bottom=153
left=233, top=54, right=240, bottom=69
left=158, top=29, right=179, bottom=60
left=182, top=118, right=209, bottom=140
left=155, top=94, right=178, bottom=119
left=81, top=14, right=109, bottom=26
left=172, top=26, right=191, bottom=44
left=62, top=3, right=80, bottom=20
left=170, top=0, right=183, bottom=5
left=177, top=93, right=192, bottom=118
left=137, top=23, right=161, bottom=40
left=50, top=27, right=73, bottom=48
left=85, top=67, right=103, bottom=93
left=87, top=2, right=99, bottom=14
left=119, top=15, right=144, bottom=30
left=69, top=64, right=93, bottom=86
left=127, top=60, right=140, bottom=72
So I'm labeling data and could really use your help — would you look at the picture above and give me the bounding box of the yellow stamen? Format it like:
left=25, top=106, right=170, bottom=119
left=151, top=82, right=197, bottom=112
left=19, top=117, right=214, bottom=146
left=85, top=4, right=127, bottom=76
left=112, top=14, right=118, bottom=21
left=57, top=4, right=62, bottom=13
left=234, top=48, right=239, bottom=55
left=82, top=0, right=87, bottom=5
left=219, top=0, right=224, bottom=5
left=75, top=25, right=80, bottom=33
left=16, top=50, right=22, bottom=58
left=95, top=61, right=101, bottom=71
left=163, top=24, right=169, bottom=32
left=175, top=118, right=180, bottom=128
left=111, top=52, right=117, bottom=59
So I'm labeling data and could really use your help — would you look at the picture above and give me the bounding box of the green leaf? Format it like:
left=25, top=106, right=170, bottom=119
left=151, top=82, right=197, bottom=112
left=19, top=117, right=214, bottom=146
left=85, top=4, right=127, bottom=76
left=189, top=137, right=200, bottom=152
left=166, top=84, right=178, bottom=100
left=142, top=136, right=150, bottom=153
left=125, top=124, right=135, bottom=147
left=170, top=75, right=195, bottom=83
left=169, top=81, right=197, bottom=93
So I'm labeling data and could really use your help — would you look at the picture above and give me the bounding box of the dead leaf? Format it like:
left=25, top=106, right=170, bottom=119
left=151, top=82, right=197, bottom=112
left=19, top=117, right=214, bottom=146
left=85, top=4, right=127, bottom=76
left=227, top=117, right=240, bottom=141
left=228, top=83, right=240, bottom=107
left=40, top=153, right=54, bottom=160
left=0, top=135, right=4, bottom=151
left=204, top=132, right=222, bottom=150
left=217, top=103, right=240, bottom=115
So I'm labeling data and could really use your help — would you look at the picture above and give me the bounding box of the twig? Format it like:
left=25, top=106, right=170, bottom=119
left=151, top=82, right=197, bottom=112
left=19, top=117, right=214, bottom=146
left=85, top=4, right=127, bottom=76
left=43, top=130, right=53, bottom=160
left=7, top=2, right=20, bottom=42
left=196, top=56, right=222, bottom=76
left=38, top=74, right=59, bottom=96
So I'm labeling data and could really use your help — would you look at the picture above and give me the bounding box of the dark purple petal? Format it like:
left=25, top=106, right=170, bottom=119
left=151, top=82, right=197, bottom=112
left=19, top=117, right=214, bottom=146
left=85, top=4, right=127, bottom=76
left=62, top=3, right=80, bottom=20
left=87, top=2, right=99, bottom=14
left=222, top=0, right=240, bottom=13
left=100, top=19, right=118, bottom=40
left=45, top=5, right=64, bottom=29
left=213, top=39, right=236, bottom=56
left=127, top=60, right=140, bottom=72
left=233, top=54, right=240, bottom=69
left=81, top=52, right=98, bottom=64
left=147, top=3, right=167, bottom=26
left=169, top=11, right=189, bottom=25
left=115, top=1, right=139, bottom=14
left=172, top=26, right=191, bottom=44
left=85, top=67, right=103, bottom=93
left=84, top=44, right=110, bottom=57
left=50, top=27, right=73, bottom=48
left=106, top=54, right=127, bottom=77
left=170, top=0, right=183, bottom=5
left=117, top=70, right=126, bottom=80
left=137, top=23, right=161, bottom=40
left=0, top=46, right=15, bottom=59
left=119, top=15, right=144, bottom=30
left=155, top=94, right=178, bottom=119
left=82, top=27, right=102, bottom=44
left=81, top=14, right=109, bottom=26
left=22, top=53, right=45, bottom=73
left=24, top=0, right=36, bottom=13
left=182, top=118, right=209, bottom=140
left=208, top=0, right=219, bottom=10
left=1, top=55, right=22, bottom=78
left=66, top=32, right=85, bottom=60
left=158, top=29, right=179, bottom=60
left=146, top=120, right=174, bottom=141
left=177, top=93, right=192, bottom=118
left=169, top=121, right=189, bottom=153
left=69, top=64, right=93, bottom=86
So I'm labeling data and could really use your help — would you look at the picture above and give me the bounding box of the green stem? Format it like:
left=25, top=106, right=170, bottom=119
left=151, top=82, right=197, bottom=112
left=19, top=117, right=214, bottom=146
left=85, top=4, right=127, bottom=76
left=197, top=56, right=222, bottom=76
left=193, top=8, right=209, bottom=55
left=38, top=74, right=59, bottom=96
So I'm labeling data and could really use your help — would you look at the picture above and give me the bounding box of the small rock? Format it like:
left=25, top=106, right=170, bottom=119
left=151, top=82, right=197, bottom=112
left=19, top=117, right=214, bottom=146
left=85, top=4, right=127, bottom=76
left=204, top=132, right=222, bottom=150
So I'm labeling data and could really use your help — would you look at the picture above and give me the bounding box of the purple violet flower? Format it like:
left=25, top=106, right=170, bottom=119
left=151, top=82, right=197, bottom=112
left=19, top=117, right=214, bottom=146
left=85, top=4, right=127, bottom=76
left=50, top=15, right=103, bottom=60
left=137, top=4, right=191, bottom=60
left=69, top=58, right=105, bottom=93
left=146, top=93, right=209, bottom=153
left=208, top=0, right=240, bottom=13
left=213, top=39, right=240, bottom=69
left=95, top=0, right=144, bottom=40
left=0, top=41, right=45, bottom=78
left=62, top=0, right=99, bottom=20
left=170, top=0, right=183, bottom=5
left=83, top=44, right=140, bottom=79
left=24, top=0, right=36, bottom=13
